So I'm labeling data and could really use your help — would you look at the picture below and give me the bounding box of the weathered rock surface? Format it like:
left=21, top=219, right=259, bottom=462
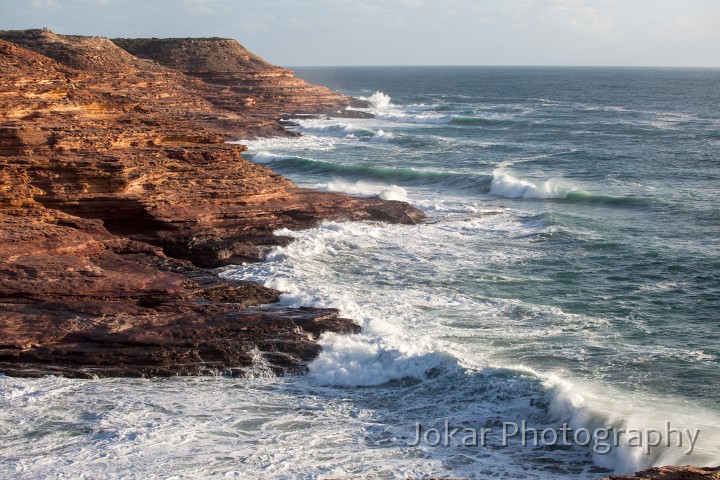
left=601, top=466, right=720, bottom=480
left=112, top=37, right=370, bottom=117
left=0, top=28, right=289, bottom=139
left=0, top=31, right=423, bottom=378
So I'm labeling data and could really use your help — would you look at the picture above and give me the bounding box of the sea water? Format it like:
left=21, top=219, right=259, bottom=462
left=1, top=67, right=718, bottom=479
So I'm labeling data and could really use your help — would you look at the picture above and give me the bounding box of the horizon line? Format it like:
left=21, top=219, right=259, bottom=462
left=285, top=64, right=720, bottom=70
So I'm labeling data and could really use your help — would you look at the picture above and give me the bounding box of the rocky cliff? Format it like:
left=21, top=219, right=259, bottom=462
left=0, top=31, right=422, bottom=378
left=112, top=37, right=369, bottom=115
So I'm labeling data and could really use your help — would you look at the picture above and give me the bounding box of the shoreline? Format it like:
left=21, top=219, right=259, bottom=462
left=0, top=29, right=423, bottom=378
left=0, top=29, right=716, bottom=480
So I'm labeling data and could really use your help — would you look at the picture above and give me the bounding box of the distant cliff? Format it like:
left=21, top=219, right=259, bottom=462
left=112, top=37, right=368, bottom=114
left=0, top=29, right=368, bottom=139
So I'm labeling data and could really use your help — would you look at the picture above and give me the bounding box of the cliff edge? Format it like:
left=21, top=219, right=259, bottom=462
left=112, top=37, right=369, bottom=115
left=0, top=31, right=422, bottom=378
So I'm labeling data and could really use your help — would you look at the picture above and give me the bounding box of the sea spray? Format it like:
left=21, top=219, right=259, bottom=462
left=490, top=170, right=577, bottom=199
left=325, top=179, right=408, bottom=201
left=364, top=91, right=393, bottom=109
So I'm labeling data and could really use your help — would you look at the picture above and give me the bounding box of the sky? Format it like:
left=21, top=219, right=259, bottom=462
left=2, top=0, right=719, bottom=67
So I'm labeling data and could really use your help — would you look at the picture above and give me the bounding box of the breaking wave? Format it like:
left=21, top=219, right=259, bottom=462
left=291, top=120, right=397, bottom=143
left=490, top=170, right=657, bottom=208
left=490, top=170, right=577, bottom=199
left=325, top=179, right=408, bottom=201
left=217, top=217, right=720, bottom=475
left=364, top=91, right=393, bottom=109
left=250, top=154, right=493, bottom=191
left=250, top=151, right=295, bottom=164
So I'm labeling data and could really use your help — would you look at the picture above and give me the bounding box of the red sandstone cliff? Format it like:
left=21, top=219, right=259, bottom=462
left=0, top=31, right=421, bottom=378
left=111, top=36, right=369, bottom=115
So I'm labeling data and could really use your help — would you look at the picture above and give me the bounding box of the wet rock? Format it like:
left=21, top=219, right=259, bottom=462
left=601, top=466, right=720, bottom=480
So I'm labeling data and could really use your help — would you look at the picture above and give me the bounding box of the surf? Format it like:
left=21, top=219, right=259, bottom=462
left=247, top=152, right=494, bottom=191
left=218, top=215, right=720, bottom=475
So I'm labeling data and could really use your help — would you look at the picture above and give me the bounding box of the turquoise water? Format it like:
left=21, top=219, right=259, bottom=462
left=1, top=67, right=718, bottom=479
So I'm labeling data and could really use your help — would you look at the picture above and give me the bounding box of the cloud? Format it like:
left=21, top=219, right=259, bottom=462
left=547, top=3, right=616, bottom=31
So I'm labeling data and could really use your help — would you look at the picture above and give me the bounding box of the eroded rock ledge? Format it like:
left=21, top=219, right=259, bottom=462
left=0, top=30, right=423, bottom=378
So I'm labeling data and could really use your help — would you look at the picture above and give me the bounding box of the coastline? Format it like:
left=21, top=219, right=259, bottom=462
left=0, top=30, right=716, bottom=480
left=0, top=29, right=422, bottom=378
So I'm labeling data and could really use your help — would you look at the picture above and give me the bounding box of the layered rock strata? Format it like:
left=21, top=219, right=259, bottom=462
left=0, top=31, right=422, bottom=378
left=112, top=37, right=370, bottom=116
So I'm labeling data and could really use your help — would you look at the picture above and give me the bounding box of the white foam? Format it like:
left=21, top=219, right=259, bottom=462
left=370, top=129, right=395, bottom=142
left=250, top=151, right=292, bottom=164
left=373, top=110, right=449, bottom=124
left=231, top=133, right=342, bottom=154
left=0, top=372, right=588, bottom=479
left=544, top=374, right=720, bottom=474
left=219, top=215, right=549, bottom=387
left=307, top=333, right=453, bottom=387
left=5, top=206, right=719, bottom=478
left=221, top=214, right=720, bottom=471
left=348, top=93, right=450, bottom=125
left=325, top=179, right=408, bottom=201
left=288, top=118, right=398, bottom=144
left=490, top=170, right=576, bottom=199
left=378, top=187, right=407, bottom=201
left=363, top=91, right=393, bottom=109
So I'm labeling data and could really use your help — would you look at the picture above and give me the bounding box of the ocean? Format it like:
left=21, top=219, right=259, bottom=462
left=1, top=67, right=719, bottom=479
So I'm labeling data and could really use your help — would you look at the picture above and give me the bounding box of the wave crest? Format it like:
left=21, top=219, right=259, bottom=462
left=490, top=170, right=576, bottom=199
left=326, top=179, right=408, bottom=201
left=250, top=151, right=295, bottom=164
left=308, top=333, right=457, bottom=386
